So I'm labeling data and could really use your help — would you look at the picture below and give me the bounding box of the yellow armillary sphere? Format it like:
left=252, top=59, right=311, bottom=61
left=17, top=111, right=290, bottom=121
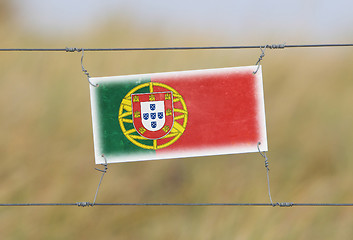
left=118, top=82, right=188, bottom=150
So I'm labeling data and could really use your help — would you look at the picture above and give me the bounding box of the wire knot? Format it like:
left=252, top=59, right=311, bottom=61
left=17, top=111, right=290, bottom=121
left=275, top=202, right=294, bottom=207
left=264, top=159, right=269, bottom=169
left=253, top=43, right=286, bottom=74
left=253, top=46, right=267, bottom=74
left=257, top=142, right=270, bottom=171
left=95, top=154, right=108, bottom=173
left=65, top=47, right=82, bottom=53
left=267, top=43, right=286, bottom=49
left=76, top=202, right=93, bottom=207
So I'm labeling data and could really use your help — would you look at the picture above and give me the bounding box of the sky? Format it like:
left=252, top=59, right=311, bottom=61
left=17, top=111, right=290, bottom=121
left=10, top=0, right=353, bottom=43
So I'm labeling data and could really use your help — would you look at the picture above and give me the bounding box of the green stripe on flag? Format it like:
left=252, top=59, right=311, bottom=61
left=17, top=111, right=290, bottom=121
left=96, top=77, right=155, bottom=157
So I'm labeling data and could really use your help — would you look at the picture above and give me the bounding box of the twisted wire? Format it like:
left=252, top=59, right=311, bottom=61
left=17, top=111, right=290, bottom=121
left=92, top=155, right=108, bottom=206
left=80, top=49, right=98, bottom=87
left=257, top=142, right=273, bottom=205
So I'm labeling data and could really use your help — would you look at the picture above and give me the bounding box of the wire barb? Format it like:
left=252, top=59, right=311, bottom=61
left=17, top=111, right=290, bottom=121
left=92, top=154, right=108, bottom=206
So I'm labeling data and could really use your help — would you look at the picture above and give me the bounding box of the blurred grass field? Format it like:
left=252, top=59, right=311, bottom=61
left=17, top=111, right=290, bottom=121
left=1, top=5, right=353, bottom=240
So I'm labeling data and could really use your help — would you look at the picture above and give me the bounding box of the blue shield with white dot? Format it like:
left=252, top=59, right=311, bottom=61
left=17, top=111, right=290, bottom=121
left=158, top=112, right=163, bottom=119
left=150, top=104, right=156, bottom=111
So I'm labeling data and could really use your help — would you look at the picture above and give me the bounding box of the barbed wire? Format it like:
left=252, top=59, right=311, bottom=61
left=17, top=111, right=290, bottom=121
left=0, top=43, right=352, bottom=52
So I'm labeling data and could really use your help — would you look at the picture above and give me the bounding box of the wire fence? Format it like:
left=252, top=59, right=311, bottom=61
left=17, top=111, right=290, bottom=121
left=1, top=42, right=353, bottom=207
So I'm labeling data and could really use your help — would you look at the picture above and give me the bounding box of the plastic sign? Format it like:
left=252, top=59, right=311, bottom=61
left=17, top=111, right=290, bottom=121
left=89, top=66, right=267, bottom=164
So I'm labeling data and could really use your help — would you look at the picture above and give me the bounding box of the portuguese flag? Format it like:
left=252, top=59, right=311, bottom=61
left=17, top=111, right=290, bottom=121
left=90, top=66, right=267, bottom=164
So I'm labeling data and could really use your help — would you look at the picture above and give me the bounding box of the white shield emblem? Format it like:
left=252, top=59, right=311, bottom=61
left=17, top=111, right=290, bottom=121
left=140, top=101, right=165, bottom=131
left=131, top=91, right=174, bottom=139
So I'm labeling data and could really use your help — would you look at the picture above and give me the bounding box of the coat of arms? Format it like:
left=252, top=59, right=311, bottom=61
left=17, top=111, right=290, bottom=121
left=131, top=92, right=174, bottom=139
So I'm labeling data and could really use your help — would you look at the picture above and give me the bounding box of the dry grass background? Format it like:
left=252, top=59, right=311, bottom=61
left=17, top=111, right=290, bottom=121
left=1, top=4, right=353, bottom=239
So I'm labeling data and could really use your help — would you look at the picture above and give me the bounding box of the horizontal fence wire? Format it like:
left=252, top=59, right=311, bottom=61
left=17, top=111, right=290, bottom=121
left=1, top=202, right=353, bottom=207
left=0, top=43, right=353, bottom=52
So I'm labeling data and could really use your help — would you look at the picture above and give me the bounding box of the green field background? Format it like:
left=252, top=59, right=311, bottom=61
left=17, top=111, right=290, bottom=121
left=1, top=2, right=353, bottom=240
